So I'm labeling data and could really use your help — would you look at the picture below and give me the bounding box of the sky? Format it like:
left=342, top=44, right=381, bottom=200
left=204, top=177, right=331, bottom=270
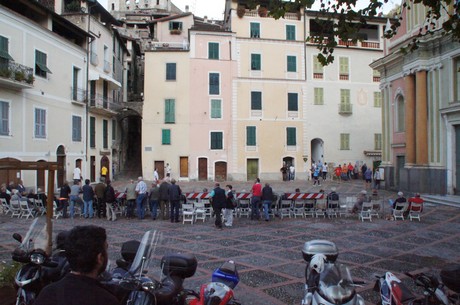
left=97, top=0, right=397, bottom=20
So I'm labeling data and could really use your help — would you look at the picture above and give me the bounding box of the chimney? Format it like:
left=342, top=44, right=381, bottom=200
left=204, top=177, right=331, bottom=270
left=185, top=5, right=189, bottom=12
left=204, top=15, right=208, bottom=23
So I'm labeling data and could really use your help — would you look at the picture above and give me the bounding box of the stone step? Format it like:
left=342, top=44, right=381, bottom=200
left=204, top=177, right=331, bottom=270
left=422, top=194, right=460, bottom=208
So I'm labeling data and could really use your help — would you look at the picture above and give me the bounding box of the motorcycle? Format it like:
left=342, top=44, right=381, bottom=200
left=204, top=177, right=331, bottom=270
left=374, top=265, right=460, bottom=305
left=301, top=240, right=365, bottom=305
left=12, top=218, right=69, bottom=305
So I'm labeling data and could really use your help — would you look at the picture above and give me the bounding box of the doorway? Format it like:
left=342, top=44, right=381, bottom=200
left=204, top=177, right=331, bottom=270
left=198, top=158, right=208, bottom=181
left=247, top=159, right=259, bottom=181
left=310, top=138, right=324, bottom=164
left=180, top=157, right=188, bottom=178
left=90, top=156, right=96, bottom=182
left=396, top=155, right=405, bottom=188
left=215, top=162, right=227, bottom=181
left=155, top=161, right=165, bottom=179
left=101, top=156, right=110, bottom=181
left=56, top=145, right=66, bottom=187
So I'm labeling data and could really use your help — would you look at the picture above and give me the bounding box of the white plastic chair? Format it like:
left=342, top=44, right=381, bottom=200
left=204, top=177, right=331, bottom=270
left=327, top=200, right=339, bottom=218
left=393, top=201, right=407, bottom=220
left=279, top=200, right=292, bottom=219
left=53, top=201, right=63, bottom=219
left=370, top=200, right=381, bottom=219
left=181, top=203, right=195, bottom=224
left=10, top=199, right=22, bottom=218
left=314, top=199, right=327, bottom=218
left=194, top=202, right=206, bottom=222
left=34, top=199, right=46, bottom=216
left=20, top=200, right=35, bottom=219
left=409, top=202, right=423, bottom=221
left=359, top=201, right=373, bottom=222
left=238, top=199, right=251, bottom=218
left=293, top=201, right=305, bottom=218
left=304, top=199, right=315, bottom=217
left=0, top=198, right=12, bottom=216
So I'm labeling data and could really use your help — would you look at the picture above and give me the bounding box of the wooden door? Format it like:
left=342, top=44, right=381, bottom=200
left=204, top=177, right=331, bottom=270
left=155, top=161, right=165, bottom=179
left=90, top=156, right=96, bottom=182
left=180, top=157, right=188, bottom=178
left=247, top=159, right=259, bottom=181
left=215, top=162, right=227, bottom=182
left=198, top=158, right=207, bottom=181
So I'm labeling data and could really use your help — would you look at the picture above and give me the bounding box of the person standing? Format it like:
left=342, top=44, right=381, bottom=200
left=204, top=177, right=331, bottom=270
left=322, top=162, right=328, bottom=181
left=100, top=166, right=108, bottom=182
left=250, top=178, right=262, bottom=220
left=165, top=163, right=171, bottom=179
left=94, top=178, right=106, bottom=219
left=104, top=181, right=116, bottom=221
left=261, top=183, right=273, bottom=222
left=289, top=164, right=295, bottom=181
left=223, top=185, right=236, bottom=227
left=135, top=176, right=147, bottom=220
left=82, top=179, right=94, bottom=219
left=169, top=179, right=182, bottom=223
left=374, top=168, right=382, bottom=190
left=149, top=182, right=160, bottom=220
left=158, top=179, right=170, bottom=220
left=73, top=166, right=82, bottom=185
left=210, top=183, right=226, bottom=229
left=125, top=179, right=137, bottom=219
left=361, top=163, right=368, bottom=180
left=364, top=167, right=373, bottom=188
left=69, top=181, right=81, bottom=219
left=153, top=168, right=159, bottom=183
left=347, top=162, right=354, bottom=180
left=353, top=162, right=360, bottom=179
left=58, top=182, right=71, bottom=218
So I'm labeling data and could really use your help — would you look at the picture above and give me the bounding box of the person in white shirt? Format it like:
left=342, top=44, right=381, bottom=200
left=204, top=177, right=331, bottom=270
left=135, top=176, right=147, bottom=220
left=165, top=163, right=171, bottom=178
left=289, top=165, right=295, bottom=181
left=73, top=166, right=82, bottom=184
left=153, top=168, right=159, bottom=183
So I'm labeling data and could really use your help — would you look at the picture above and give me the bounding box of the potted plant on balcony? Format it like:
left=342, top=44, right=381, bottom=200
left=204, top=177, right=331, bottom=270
left=0, top=67, right=12, bottom=79
left=237, top=5, right=246, bottom=18
left=170, top=29, right=181, bottom=35
left=258, top=6, right=268, bottom=17
left=26, top=74, right=35, bottom=85
left=14, top=70, right=25, bottom=82
left=65, top=1, right=81, bottom=12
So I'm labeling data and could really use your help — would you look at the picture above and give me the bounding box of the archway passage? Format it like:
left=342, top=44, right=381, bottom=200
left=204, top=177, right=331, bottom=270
left=310, top=138, right=324, bottom=165
left=118, top=112, right=142, bottom=179
left=101, top=155, right=110, bottom=181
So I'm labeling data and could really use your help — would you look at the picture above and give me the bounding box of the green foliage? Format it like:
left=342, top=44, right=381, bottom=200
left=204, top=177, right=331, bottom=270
left=0, top=261, right=20, bottom=288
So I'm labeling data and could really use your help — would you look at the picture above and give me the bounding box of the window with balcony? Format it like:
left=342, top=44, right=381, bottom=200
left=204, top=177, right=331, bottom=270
left=162, top=129, right=171, bottom=145
left=209, top=73, right=220, bottom=95
left=286, top=25, right=296, bottom=40
left=208, top=42, right=219, bottom=59
left=246, top=126, right=256, bottom=146
left=373, top=68, right=381, bottom=82
left=339, top=57, right=349, bottom=80
left=250, top=22, right=260, bottom=38
left=35, top=50, right=52, bottom=78
left=288, top=93, right=298, bottom=111
left=166, top=63, right=176, bottom=80
left=374, top=133, right=382, bottom=150
left=313, top=56, right=323, bottom=79
left=90, top=116, right=96, bottom=148
left=374, top=91, right=382, bottom=107
left=103, top=119, right=108, bottom=149
left=210, top=99, right=222, bottom=119
left=0, top=36, right=13, bottom=68
left=210, top=131, right=223, bottom=150
left=34, top=108, right=46, bottom=139
left=165, top=99, right=175, bottom=123
left=251, top=91, right=262, bottom=110
left=314, top=87, right=324, bottom=105
left=340, top=89, right=352, bottom=114
left=340, top=133, right=350, bottom=150
left=286, top=127, right=296, bottom=146
left=251, top=54, right=261, bottom=71
left=72, top=115, right=82, bottom=142
left=0, top=101, right=9, bottom=136
left=287, top=55, right=297, bottom=72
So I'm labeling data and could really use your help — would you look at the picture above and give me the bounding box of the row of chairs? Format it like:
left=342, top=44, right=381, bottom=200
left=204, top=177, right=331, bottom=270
left=278, top=199, right=342, bottom=219
left=1, top=198, right=46, bottom=219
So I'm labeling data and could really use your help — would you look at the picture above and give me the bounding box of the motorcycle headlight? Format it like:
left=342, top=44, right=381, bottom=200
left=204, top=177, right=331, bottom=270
left=30, top=253, right=45, bottom=265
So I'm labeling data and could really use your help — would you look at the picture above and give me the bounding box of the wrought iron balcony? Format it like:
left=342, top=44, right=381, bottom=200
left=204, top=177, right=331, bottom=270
left=0, top=61, right=34, bottom=89
left=70, top=86, right=86, bottom=103
left=88, top=93, right=123, bottom=116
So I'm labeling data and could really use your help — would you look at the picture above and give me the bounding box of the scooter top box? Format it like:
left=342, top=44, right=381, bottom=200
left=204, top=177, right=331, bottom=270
left=302, top=240, right=338, bottom=263
left=161, top=253, right=197, bottom=278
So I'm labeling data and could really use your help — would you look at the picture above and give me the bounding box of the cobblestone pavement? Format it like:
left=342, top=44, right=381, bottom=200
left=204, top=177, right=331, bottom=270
left=1, top=179, right=459, bottom=305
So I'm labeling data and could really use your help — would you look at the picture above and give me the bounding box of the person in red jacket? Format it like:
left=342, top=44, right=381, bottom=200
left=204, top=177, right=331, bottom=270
left=250, top=178, right=262, bottom=220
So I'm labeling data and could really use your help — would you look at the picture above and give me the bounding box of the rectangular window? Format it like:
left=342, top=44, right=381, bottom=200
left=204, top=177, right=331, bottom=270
left=286, top=127, right=296, bottom=146
left=34, top=108, right=46, bottom=138
left=374, top=133, right=382, bottom=150
left=286, top=25, right=296, bottom=40
left=340, top=89, right=352, bottom=113
left=210, top=99, right=222, bottom=119
left=72, top=115, right=82, bottom=142
left=340, top=133, right=350, bottom=150
left=288, top=93, right=298, bottom=111
left=90, top=117, right=96, bottom=148
left=112, top=119, right=116, bottom=141
left=287, top=55, right=297, bottom=72
left=251, top=91, right=262, bottom=110
left=314, top=88, right=324, bottom=105
left=374, top=92, right=382, bottom=107
left=0, top=101, right=9, bottom=136
left=35, top=50, right=51, bottom=78
left=208, top=42, right=219, bottom=59
left=72, top=67, right=80, bottom=101
left=169, top=21, right=183, bottom=30
left=209, top=73, right=220, bottom=95
left=250, top=22, right=260, bottom=38
left=339, top=57, right=349, bottom=80
left=165, top=99, right=175, bottom=123
left=313, top=56, right=323, bottom=78
left=166, top=63, right=176, bottom=80
left=396, top=98, right=405, bottom=132
left=246, top=126, right=256, bottom=146
left=103, top=119, right=108, bottom=149
left=0, top=36, right=14, bottom=65
left=373, top=67, right=381, bottom=82
left=251, top=54, right=261, bottom=71
left=210, top=131, right=223, bottom=150
left=162, top=129, right=171, bottom=145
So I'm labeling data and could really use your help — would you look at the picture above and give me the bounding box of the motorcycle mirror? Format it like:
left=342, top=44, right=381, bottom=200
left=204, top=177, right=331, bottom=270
left=13, top=233, right=22, bottom=243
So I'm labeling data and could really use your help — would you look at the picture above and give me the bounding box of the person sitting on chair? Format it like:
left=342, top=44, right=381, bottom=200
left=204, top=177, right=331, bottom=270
left=406, top=193, right=423, bottom=217
left=388, top=191, right=406, bottom=210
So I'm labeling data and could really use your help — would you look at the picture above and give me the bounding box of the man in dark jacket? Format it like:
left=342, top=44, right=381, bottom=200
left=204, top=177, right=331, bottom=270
left=58, top=182, right=71, bottom=218
left=169, top=179, right=182, bottom=223
left=82, top=179, right=95, bottom=218
left=104, top=181, right=116, bottom=221
left=158, top=180, right=170, bottom=220
left=261, top=183, right=274, bottom=221
left=94, top=179, right=106, bottom=218
left=210, top=183, right=226, bottom=229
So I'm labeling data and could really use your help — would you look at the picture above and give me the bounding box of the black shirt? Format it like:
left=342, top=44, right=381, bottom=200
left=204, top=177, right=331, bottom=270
left=35, top=273, right=121, bottom=305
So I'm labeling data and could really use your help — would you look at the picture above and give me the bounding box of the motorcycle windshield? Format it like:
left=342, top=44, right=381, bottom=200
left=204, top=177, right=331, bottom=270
left=18, top=217, right=48, bottom=253
left=126, top=230, right=162, bottom=277
left=318, top=263, right=356, bottom=304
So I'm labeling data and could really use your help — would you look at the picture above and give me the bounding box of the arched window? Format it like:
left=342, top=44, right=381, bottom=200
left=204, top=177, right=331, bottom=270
left=395, top=95, right=405, bottom=132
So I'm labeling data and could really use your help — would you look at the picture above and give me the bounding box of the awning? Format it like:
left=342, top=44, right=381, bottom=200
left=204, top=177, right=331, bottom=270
left=89, top=70, right=99, bottom=81
left=0, top=50, right=13, bottom=61
left=36, top=62, right=52, bottom=74
left=99, top=73, right=121, bottom=88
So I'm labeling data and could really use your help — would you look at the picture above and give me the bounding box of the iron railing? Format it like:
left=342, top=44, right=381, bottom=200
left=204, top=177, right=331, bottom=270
left=0, top=61, right=34, bottom=85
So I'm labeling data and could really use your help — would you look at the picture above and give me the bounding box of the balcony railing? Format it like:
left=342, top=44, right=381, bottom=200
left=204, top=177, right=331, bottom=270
left=313, top=72, right=323, bottom=79
left=308, top=36, right=381, bottom=49
left=339, top=74, right=349, bottom=80
left=0, top=61, right=34, bottom=85
left=339, top=103, right=353, bottom=114
left=373, top=76, right=381, bottom=82
left=338, top=39, right=358, bottom=47
left=362, top=40, right=380, bottom=48
left=70, top=86, right=86, bottom=103
left=89, top=94, right=123, bottom=113
left=146, top=41, right=189, bottom=51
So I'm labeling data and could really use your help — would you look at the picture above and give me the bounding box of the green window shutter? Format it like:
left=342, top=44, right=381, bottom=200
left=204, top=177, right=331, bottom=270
left=211, top=132, right=223, bottom=149
left=340, top=133, right=350, bottom=150
left=286, top=25, right=295, bottom=40
left=166, top=63, right=176, bottom=80
left=89, top=117, right=96, bottom=148
left=209, top=73, right=220, bottom=95
left=169, top=22, right=173, bottom=30
left=35, top=108, right=46, bottom=138
left=0, top=36, right=13, bottom=60
left=374, top=92, right=382, bottom=107
left=339, top=57, right=349, bottom=75
left=0, top=101, right=9, bottom=135
left=288, top=93, right=298, bottom=111
left=250, top=22, right=260, bottom=38
left=35, top=50, right=52, bottom=77
left=162, top=129, right=171, bottom=145
left=165, top=99, right=175, bottom=123
left=286, top=127, right=296, bottom=146
left=72, top=116, right=82, bottom=142
left=287, top=56, right=296, bottom=72
left=208, top=42, right=219, bottom=59
left=374, top=133, right=382, bottom=150
left=210, top=99, right=221, bottom=118
left=251, top=54, right=261, bottom=71
left=246, top=126, right=256, bottom=146
left=251, top=91, right=262, bottom=110
left=313, top=56, right=323, bottom=74
left=340, top=89, right=350, bottom=104
left=103, top=119, right=108, bottom=149
left=314, top=88, right=324, bottom=105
